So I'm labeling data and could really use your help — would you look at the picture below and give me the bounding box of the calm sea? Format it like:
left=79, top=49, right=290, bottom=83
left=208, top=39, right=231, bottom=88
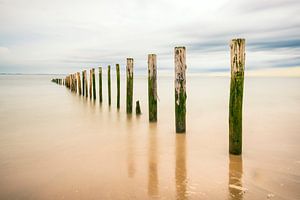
left=0, top=74, right=299, bottom=199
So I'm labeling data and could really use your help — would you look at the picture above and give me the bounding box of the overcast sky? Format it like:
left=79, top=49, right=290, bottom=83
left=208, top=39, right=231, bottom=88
left=0, top=0, right=299, bottom=74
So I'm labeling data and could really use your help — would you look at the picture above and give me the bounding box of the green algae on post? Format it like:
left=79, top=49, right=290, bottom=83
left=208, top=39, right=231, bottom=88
left=126, top=58, right=134, bottom=114
left=92, top=68, right=96, bottom=100
left=136, top=100, right=141, bottom=115
left=229, top=38, right=245, bottom=155
left=108, top=65, right=111, bottom=106
left=116, top=64, right=120, bottom=109
left=148, top=54, right=157, bottom=122
left=174, top=47, right=187, bottom=133
left=99, top=67, right=103, bottom=103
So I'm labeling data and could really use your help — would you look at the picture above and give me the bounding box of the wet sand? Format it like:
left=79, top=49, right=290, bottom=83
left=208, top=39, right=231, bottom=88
left=0, top=75, right=299, bottom=199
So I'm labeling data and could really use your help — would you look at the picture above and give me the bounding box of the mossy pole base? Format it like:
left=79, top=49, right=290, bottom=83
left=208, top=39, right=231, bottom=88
left=174, top=47, right=187, bottom=133
left=126, top=58, right=134, bottom=114
left=77, top=72, right=82, bottom=95
left=99, top=67, right=103, bottom=103
left=229, top=38, right=245, bottom=155
left=82, top=71, right=85, bottom=96
left=148, top=54, right=157, bottom=122
left=116, top=64, right=120, bottom=109
left=136, top=100, right=141, bottom=115
left=92, top=68, right=96, bottom=100
left=108, top=65, right=111, bottom=106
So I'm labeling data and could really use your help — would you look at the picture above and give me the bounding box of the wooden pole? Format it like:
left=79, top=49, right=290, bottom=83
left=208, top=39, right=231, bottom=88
left=92, top=68, right=96, bottom=100
left=126, top=58, right=134, bottom=114
left=174, top=47, right=187, bottom=133
left=77, top=72, right=82, bottom=95
left=229, top=38, right=245, bottom=155
left=84, top=70, right=88, bottom=98
left=148, top=54, right=157, bottom=122
left=108, top=65, right=111, bottom=106
left=136, top=100, right=141, bottom=115
left=74, top=73, right=77, bottom=93
left=89, top=69, right=92, bottom=99
left=99, top=67, right=103, bottom=103
left=116, top=64, right=120, bottom=109
left=82, top=71, right=85, bottom=96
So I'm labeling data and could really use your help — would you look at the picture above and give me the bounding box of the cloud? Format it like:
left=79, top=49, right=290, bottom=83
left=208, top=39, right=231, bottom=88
left=0, top=0, right=299, bottom=73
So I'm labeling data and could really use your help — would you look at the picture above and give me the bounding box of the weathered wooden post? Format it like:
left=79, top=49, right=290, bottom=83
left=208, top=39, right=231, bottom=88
left=84, top=70, right=88, bottom=98
left=108, top=65, right=111, bottom=106
left=89, top=69, right=92, bottom=99
left=174, top=47, right=187, bottom=133
left=99, top=67, right=103, bottom=103
left=229, top=38, right=245, bottom=155
left=82, top=71, right=85, bottom=96
left=74, top=73, right=77, bottom=93
left=136, top=100, right=141, bottom=115
left=126, top=58, right=134, bottom=114
left=77, top=72, right=82, bottom=95
left=148, top=54, right=157, bottom=122
left=92, top=68, right=96, bottom=100
left=116, top=64, right=120, bottom=109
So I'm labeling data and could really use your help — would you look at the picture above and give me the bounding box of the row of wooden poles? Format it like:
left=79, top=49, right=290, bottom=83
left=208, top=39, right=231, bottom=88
left=52, top=38, right=245, bottom=155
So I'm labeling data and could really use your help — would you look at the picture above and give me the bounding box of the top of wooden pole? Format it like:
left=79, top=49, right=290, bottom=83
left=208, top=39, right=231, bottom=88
left=230, top=38, right=245, bottom=76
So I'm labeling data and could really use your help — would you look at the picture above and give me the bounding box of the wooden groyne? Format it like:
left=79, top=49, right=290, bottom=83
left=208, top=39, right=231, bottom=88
left=52, top=38, right=246, bottom=154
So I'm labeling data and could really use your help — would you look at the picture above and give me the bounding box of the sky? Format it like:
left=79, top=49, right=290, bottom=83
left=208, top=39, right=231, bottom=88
left=0, top=0, right=299, bottom=74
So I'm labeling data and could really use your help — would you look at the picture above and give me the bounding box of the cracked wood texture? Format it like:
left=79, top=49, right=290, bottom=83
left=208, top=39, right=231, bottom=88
left=126, top=58, right=134, bottom=114
left=229, top=38, right=245, bottom=155
left=174, top=47, right=187, bottom=133
left=148, top=54, right=157, bottom=122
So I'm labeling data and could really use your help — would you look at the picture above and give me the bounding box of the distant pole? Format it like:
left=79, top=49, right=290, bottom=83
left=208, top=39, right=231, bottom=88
left=108, top=65, right=111, bottom=106
left=116, top=64, right=120, bottom=109
left=84, top=70, right=88, bottom=98
left=74, top=73, right=77, bottom=93
left=77, top=72, right=82, bottom=95
left=126, top=58, right=134, bottom=114
left=99, top=67, right=103, bottom=103
left=148, top=54, right=157, bottom=122
left=174, top=47, right=187, bottom=133
left=229, top=38, right=245, bottom=155
left=89, top=69, right=92, bottom=99
left=82, top=71, right=85, bottom=96
left=92, top=68, right=96, bottom=100
left=136, top=100, right=141, bottom=115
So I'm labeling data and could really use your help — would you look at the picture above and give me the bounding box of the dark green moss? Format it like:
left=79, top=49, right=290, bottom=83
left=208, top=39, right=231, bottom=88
left=99, top=68, right=102, bottom=103
left=116, top=64, right=120, bottom=109
left=92, top=69, right=96, bottom=100
left=175, top=80, right=186, bottom=133
left=126, top=74, right=133, bottom=114
left=108, top=65, right=111, bottom=106
left=136, top=100, right=141, bottom=115
left=229, top=72, right=244, bottom=155
left=148, top=73, right=157, bottom=122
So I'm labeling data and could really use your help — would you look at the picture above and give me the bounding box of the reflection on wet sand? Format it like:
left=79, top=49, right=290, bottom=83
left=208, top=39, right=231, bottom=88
left=148, top=123, right=159, bottom=197
left=228, top=155, right=244, bottom=200
left=126, top=115, right=135, bottom=178
left=176, top=135, right=187, bottom=200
